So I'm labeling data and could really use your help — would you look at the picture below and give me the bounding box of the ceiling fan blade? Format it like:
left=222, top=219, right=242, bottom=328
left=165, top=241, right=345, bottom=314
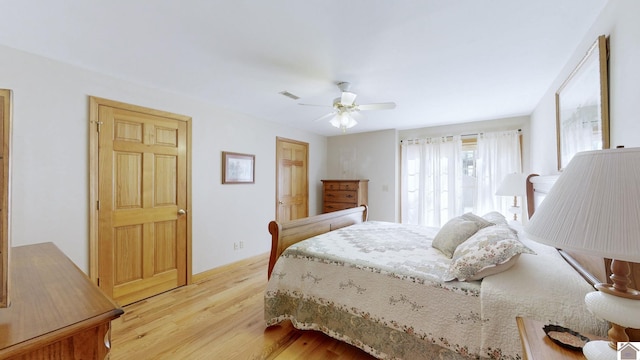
left=313, top=111, right=337, bottom=122
left=340, top=91, right=357, bottom=106
left=350, top=111, right=364, bottom=120
left=357, top=102, right=396, bottom=111
left=299, top=103, right=333, bottom=108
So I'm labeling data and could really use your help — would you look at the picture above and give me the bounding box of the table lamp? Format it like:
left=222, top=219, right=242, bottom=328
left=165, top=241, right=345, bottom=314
left=496, top=173, right=527, bottom=221
left=525, top=147, right=640, bottom=360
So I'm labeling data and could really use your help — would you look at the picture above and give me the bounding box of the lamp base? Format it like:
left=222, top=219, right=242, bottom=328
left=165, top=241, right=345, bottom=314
left=596, top=259, right=640, bottom=300
left=583, top=340, right=615, bottom=360
left=596, top=283, right=640, bottom=299
left=509, top=196, right=520, bottom=221
left=585, top=291, right=640, bottom=332
left=507, top=206, right=520, bottom=221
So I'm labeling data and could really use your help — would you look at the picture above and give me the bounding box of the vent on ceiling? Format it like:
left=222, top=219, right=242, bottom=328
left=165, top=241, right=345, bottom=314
left=279, top=91, right=300, bottom=100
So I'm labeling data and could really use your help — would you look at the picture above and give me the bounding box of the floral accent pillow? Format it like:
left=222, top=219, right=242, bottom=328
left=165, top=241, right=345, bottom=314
left=443, top=225, right=536, bottom=281
left=432, top=213, right=493, bottom=258
left=465, top=254, right=520, bottom=281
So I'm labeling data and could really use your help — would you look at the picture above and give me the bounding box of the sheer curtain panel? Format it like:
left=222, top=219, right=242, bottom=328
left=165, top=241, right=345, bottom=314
left=475, top=130, right=522, bottom=217
left=401, top=130, right=521, bottom=226
left=401, top=136, right=463, bottom=227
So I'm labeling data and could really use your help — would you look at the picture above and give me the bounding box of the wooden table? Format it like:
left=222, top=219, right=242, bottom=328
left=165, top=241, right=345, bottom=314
left=516, top=316, right=607, bottom=360
left=0, top=242, right=123, bottom=359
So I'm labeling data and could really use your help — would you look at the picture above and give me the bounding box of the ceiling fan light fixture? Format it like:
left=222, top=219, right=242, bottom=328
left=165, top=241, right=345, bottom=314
left=330, top=112, right=357, bottom=132
left=300, top=81, right=394, bottom=132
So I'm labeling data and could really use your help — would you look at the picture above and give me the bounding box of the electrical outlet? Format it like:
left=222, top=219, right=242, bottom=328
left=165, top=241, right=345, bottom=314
left=239, top=241, right=244, bottom=249
left=233, top=242, right=238, bottom=250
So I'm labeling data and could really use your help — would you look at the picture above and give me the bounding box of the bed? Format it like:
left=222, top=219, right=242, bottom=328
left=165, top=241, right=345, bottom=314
left=264, top=175, right=633, bottom=359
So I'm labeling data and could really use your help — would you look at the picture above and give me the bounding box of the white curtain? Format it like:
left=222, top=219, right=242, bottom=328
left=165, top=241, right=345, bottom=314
left=560, top=113, right=596, bottom=169
left=475, top=130, right=522, bottom=217
left=401, top=130, right=522, bottom=226
left=401, top=136, right=463, bottom=227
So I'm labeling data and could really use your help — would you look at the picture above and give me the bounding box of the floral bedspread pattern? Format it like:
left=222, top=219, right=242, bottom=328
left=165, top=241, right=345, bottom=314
left=264, top=221, right=607, bottom=360
left=265, top=221, right=483, bottom=359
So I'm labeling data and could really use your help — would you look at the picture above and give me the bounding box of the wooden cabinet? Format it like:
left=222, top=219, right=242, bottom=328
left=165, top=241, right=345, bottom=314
left=0, top=243, right=123, bottom=359
left=321, top=180, right=368, bottom=213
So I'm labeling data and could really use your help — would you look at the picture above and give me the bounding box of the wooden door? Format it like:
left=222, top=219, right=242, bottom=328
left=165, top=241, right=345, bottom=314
left=276, top=137, right=308, bottom=221
left=91, top=97, right=191, bottom=306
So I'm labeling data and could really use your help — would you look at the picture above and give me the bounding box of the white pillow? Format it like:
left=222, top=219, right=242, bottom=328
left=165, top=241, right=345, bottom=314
left=482, top=211, right=508, bottom=226
left=432, top=213, right=493, bottom=258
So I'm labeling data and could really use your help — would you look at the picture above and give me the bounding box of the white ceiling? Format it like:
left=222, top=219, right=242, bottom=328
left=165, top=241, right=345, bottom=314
left=0, top=0, right=607, bottom=136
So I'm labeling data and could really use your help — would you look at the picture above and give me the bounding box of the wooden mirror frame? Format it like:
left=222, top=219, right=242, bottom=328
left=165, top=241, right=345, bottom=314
left=555, top=35, right=610, bottom=171
left=0, top=89, right=12, bottom=308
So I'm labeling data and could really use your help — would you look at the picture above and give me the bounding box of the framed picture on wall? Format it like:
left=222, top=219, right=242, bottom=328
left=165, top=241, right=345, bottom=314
left=555, top=34, right=610, bottom=171
left=222, top=151, right=255, bottom=184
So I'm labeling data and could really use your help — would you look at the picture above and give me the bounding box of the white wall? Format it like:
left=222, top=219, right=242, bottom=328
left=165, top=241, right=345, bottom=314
left=530, top=0, right=640, bottom=173
left=0, top=45, right=327, bottom=275
left=326, top=129, right=398, bottom=222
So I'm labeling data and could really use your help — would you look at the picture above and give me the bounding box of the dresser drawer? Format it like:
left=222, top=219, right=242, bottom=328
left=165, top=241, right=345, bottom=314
left=323, top=182, right=360, bottom=191
left=324, top=190, right=357, bottom=203
left=321, top=179, right=368, bottom=214
left=323, top=202, right=356, bottom=213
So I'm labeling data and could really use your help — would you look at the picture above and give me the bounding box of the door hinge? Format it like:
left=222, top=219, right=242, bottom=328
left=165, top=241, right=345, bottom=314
left=97, top=278, right=100, bottom=286
left=93, top=121, right=104, bottom=132
left=97, top=200, right=100, bottom=210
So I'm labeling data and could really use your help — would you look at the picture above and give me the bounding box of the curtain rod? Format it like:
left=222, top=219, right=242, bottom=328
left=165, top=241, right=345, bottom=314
left=400, top=128, right=521, bottom=143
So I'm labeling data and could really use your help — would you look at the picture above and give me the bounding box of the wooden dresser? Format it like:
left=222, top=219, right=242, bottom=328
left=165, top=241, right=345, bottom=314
left=0, top=242, right=123, bottom=359
left=321, top=179, right=368, bottom=213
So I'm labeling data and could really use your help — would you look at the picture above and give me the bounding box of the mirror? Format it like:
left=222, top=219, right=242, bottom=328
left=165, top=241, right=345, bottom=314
left=555, top=35, right=610, bottom=170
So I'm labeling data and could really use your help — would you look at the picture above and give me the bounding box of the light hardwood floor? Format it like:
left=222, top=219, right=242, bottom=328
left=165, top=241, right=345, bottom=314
left=110, top=253, right=376, bottom=359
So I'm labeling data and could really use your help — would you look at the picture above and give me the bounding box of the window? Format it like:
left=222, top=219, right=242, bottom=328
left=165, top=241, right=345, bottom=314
left=461, top=139, right=477, bottom=214
left=401, top=130, right=521, bottom=227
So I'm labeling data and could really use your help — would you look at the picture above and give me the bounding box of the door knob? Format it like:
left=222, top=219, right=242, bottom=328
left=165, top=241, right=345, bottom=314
left=178, top=209, right=187, bottom=215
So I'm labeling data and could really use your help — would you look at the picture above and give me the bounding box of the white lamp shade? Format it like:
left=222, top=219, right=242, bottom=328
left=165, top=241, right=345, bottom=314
left=525, top=147, right=640, bottom=263
left=496, top=173, right=527, bottom=196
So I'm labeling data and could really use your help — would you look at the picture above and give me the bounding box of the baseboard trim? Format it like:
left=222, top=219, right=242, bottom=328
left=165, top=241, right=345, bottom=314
left=192, top=252, right=268, bottom=284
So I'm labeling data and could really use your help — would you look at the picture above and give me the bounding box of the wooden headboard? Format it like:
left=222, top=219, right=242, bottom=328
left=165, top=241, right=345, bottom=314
left=267, top=205, right=368, bottom=279
left=526, top=174, right=640, bottom=289
left=526, top=174, right=602, bottom=284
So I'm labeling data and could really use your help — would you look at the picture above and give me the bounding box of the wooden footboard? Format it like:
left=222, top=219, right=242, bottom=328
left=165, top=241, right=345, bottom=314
left=267, top=205, right=368, bottom=279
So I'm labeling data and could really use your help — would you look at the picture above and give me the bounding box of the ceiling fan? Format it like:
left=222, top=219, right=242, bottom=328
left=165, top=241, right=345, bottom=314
left=300, top=82, right=396, bottom=132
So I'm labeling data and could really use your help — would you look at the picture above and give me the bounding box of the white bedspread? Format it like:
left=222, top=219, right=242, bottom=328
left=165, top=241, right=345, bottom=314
left=265, top=221, right=609, bottom=360
left=480, top=238, right=608, bottom=359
